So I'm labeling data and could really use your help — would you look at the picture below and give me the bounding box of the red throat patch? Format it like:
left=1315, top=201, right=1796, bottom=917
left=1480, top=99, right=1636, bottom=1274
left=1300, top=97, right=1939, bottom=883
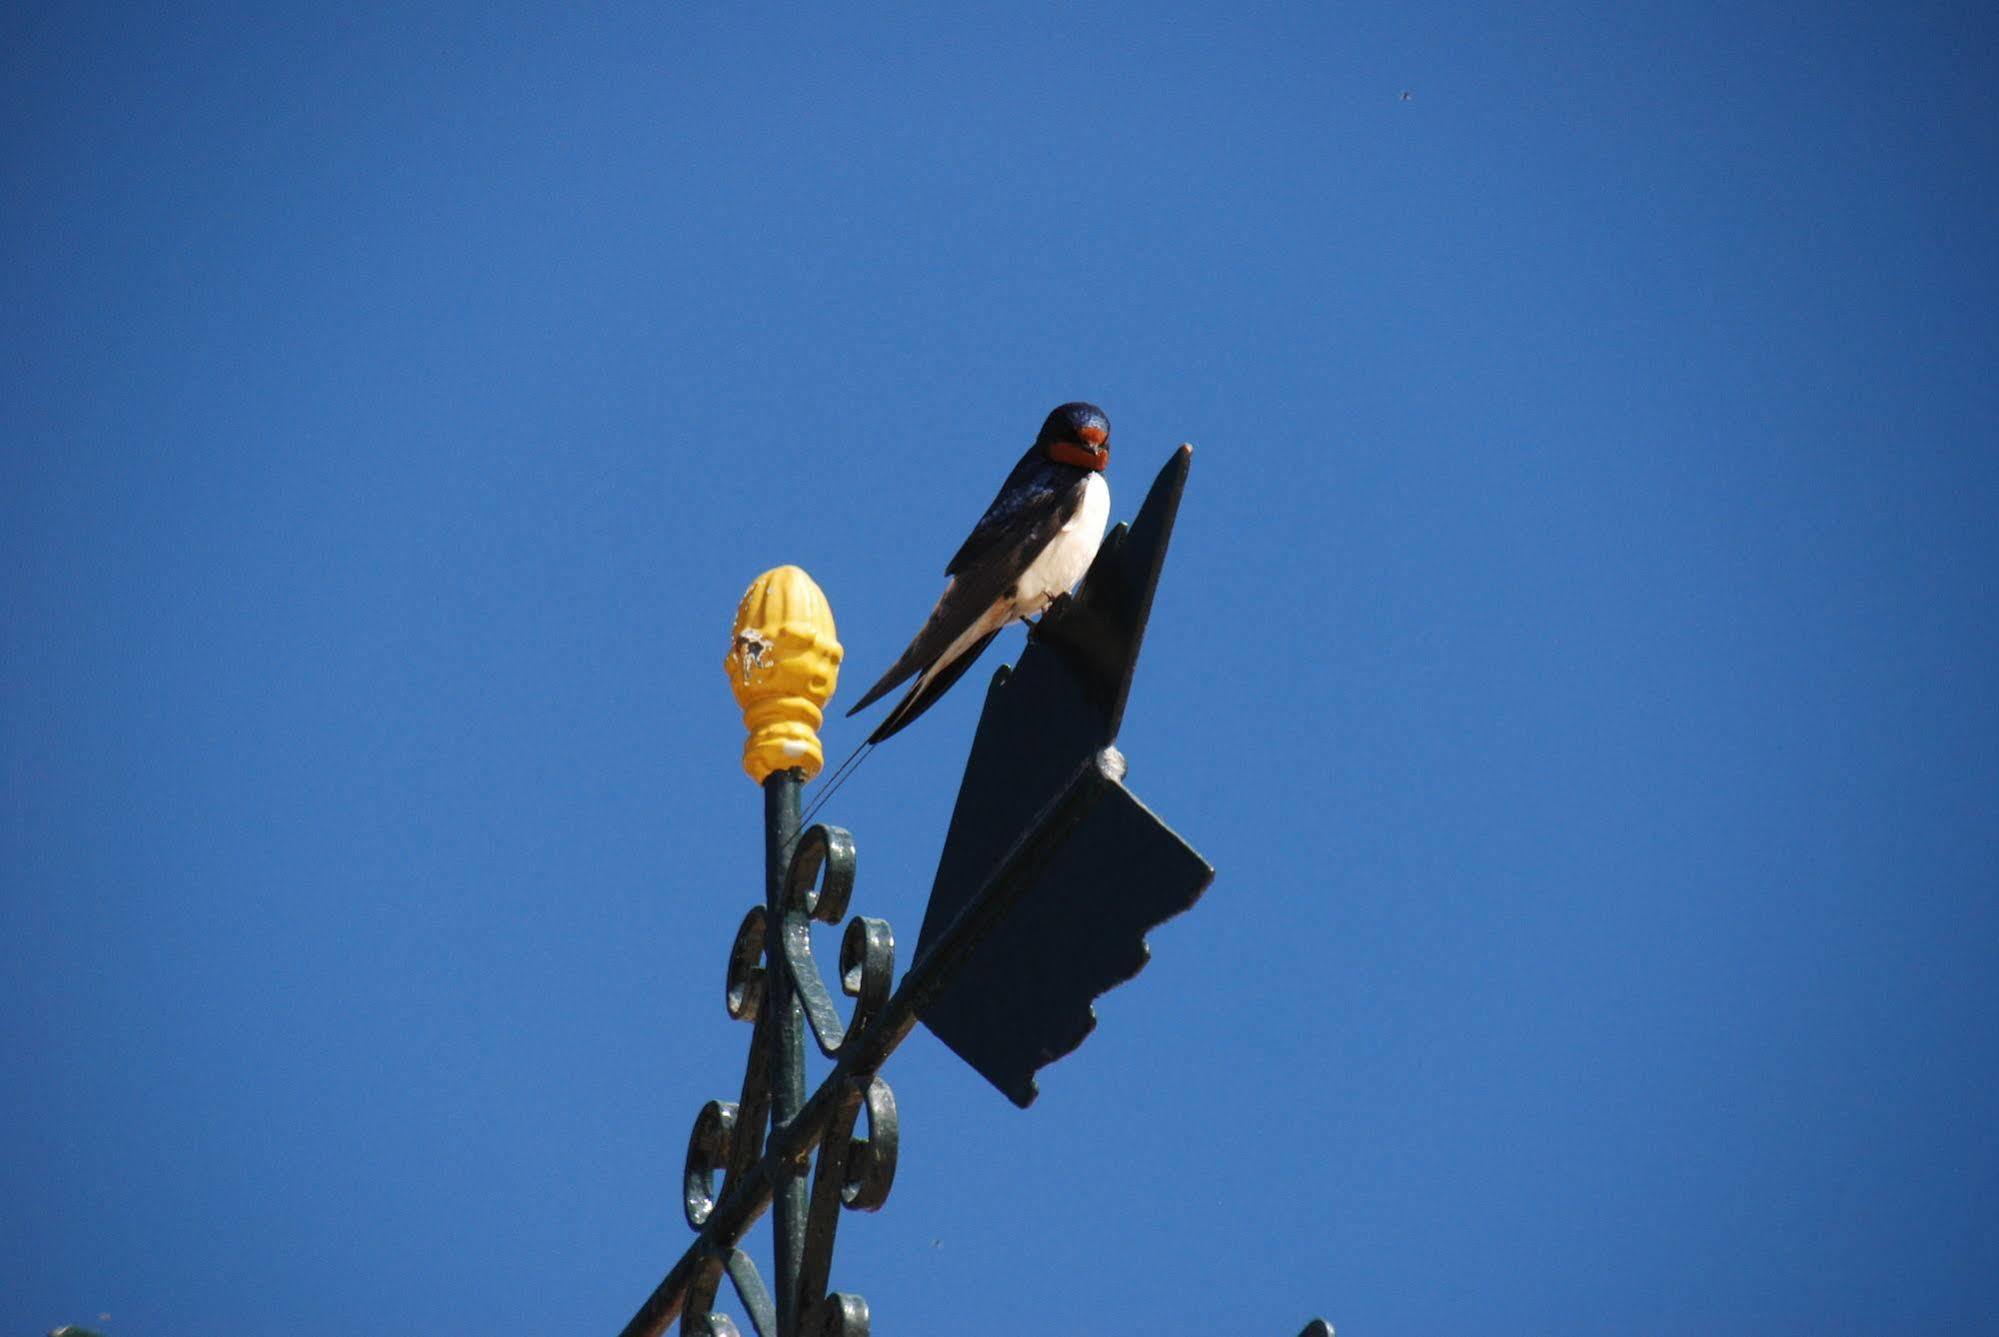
left=1048, top=441, right=1109, bottom=471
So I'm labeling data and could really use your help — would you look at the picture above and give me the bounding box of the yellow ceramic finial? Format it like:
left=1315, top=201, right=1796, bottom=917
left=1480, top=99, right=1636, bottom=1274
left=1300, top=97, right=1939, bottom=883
left=725, top=565, right=843, bottom=783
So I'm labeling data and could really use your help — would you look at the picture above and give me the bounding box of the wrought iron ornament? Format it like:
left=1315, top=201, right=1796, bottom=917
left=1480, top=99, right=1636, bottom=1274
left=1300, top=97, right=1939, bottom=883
left=675, top=785, right=895, bottom=1337
left=620, top=452, right=1328, bottom=1335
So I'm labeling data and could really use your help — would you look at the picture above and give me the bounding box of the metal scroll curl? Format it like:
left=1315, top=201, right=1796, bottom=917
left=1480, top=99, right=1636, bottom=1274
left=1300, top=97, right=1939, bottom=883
left=781, top=825, right=895, bottom=1059
left=683, top=1099, right=738, bottom=1231
left=797, top=1074, right=897, bottom=1337
left=680, top=1094, right=778, bottom=1336
left=725, top=907, right=767, bottom=1023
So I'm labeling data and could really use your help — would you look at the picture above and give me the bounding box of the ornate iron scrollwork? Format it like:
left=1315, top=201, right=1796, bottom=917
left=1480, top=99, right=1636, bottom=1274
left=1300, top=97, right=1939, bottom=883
left=797, top=1072, right=897, bottom=1330
left=676, top=823, right=898, bottom=1336
left=781, top=826, right=896, bottom=1060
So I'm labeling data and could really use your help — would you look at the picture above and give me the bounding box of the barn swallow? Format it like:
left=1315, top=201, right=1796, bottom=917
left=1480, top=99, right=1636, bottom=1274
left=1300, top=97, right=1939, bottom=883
left=847, top=402, right=1112, bottom=744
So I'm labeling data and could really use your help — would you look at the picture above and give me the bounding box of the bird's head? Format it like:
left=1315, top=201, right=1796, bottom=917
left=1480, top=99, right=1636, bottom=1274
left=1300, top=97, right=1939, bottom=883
left=1036, top=402, right=1111, bottom=471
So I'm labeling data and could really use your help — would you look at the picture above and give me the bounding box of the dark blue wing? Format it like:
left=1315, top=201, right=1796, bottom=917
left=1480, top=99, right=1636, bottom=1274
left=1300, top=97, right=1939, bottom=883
left=944, top=447, right=1069, bottom=578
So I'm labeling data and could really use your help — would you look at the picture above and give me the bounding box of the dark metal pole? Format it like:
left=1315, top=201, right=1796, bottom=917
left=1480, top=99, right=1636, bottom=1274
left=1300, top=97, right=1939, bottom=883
left=763, top=767, right=807, bottom=1336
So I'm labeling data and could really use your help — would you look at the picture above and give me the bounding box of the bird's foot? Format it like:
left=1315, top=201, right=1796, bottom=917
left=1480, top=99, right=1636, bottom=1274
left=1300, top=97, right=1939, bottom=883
left=1025, top=594, right=1072, bottom=640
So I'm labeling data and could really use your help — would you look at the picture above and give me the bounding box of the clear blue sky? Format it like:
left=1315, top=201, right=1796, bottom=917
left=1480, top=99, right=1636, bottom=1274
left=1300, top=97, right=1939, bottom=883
left=5, top=3, right=1996, bottom=1333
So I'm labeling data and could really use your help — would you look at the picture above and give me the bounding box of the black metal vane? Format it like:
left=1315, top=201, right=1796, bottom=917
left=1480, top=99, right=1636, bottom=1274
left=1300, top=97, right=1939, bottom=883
left=915, top=444, right=1214, bottom=1106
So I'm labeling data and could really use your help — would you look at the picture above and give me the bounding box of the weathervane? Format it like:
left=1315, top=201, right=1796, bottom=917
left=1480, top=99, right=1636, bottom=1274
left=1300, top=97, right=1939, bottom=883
left=616, top=451, right=1328, bottom=1336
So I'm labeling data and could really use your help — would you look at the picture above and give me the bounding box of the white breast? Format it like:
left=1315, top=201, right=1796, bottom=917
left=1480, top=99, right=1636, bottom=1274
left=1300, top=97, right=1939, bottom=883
left=1013, top=471, right=1110, bottom=615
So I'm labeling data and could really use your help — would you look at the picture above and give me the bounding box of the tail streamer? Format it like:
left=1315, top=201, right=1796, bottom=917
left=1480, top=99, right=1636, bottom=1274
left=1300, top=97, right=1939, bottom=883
left=797, top=739, right=873, bottom=835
